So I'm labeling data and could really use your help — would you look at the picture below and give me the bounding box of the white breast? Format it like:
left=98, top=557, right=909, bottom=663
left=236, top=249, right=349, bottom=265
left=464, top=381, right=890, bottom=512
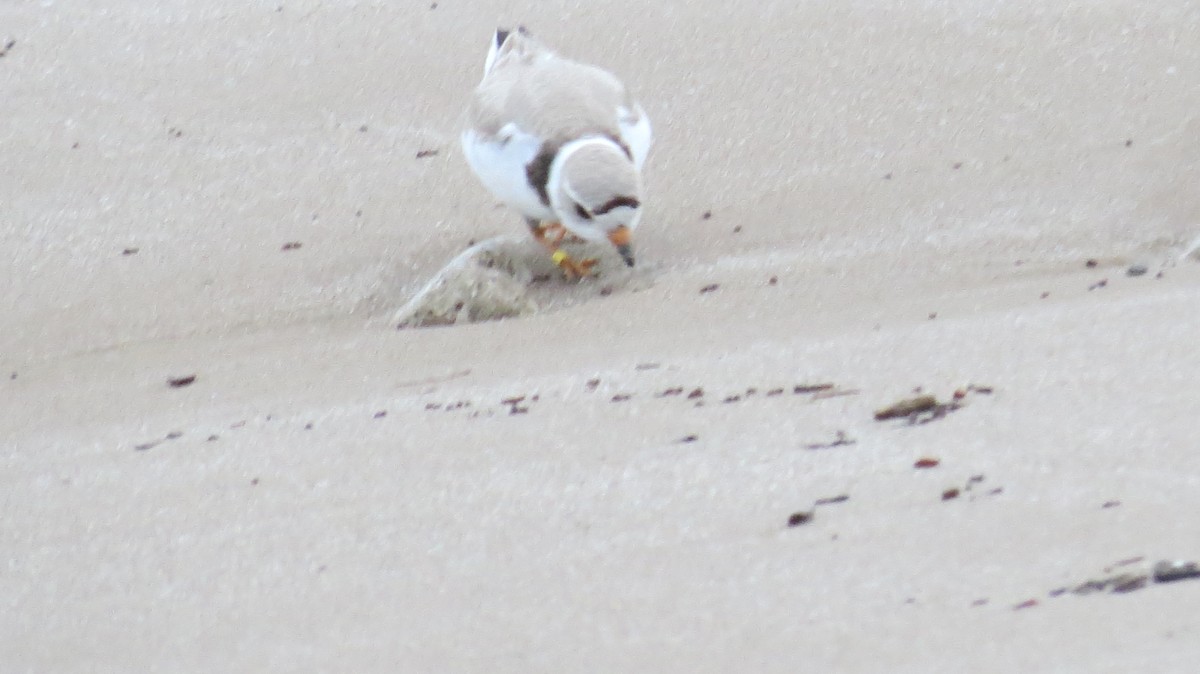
left=461, top=124, right=555, bottom=221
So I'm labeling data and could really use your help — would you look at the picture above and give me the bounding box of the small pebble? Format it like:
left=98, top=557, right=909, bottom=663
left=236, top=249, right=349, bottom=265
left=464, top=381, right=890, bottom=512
left=1153, top=560, right=1200, bottom=583
left=786, top=511, right=813, bottom=527
left=167, top=375, right=196, bottom=388
left=1126, top=263, right=1148, bottom=277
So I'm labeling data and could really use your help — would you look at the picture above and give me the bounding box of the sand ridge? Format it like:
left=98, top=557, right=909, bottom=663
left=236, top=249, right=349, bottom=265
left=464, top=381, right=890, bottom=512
left=3, top=1, right=1199, bottom=671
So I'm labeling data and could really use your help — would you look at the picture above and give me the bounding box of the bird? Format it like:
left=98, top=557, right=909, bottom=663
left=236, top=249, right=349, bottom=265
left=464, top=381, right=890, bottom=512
left=461, top=27, right=652, bottom=279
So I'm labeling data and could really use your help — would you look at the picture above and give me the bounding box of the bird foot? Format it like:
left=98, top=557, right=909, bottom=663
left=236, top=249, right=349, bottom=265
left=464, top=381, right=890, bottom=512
left=551, top=250, right=598, bottom=280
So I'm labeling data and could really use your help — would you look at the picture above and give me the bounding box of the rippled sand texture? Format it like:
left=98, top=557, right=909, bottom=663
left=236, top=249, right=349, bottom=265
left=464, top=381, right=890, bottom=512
left=3, top=1, right=1199, bottom=671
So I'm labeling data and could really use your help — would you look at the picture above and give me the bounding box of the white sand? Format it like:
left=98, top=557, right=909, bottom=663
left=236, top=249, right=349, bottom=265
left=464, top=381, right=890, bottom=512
left=3, top=1, right=1199, bottom=670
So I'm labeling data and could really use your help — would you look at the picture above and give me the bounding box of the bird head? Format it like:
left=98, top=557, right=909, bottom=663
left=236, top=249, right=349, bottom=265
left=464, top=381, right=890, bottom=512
left=547, top=136, right=643, bottom=267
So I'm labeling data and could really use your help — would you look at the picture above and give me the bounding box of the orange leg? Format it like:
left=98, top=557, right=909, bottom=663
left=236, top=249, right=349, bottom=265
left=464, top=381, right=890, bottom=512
left=539, top=222, right=588, bottom=246
left=527, top=220, right=597, bottom=280
left=541, top=222, right=567, bottom=247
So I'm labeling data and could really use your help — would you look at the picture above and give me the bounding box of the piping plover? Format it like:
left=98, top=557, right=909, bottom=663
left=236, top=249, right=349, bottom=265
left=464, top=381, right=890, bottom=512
left=461, top=27, right=652, bottom=279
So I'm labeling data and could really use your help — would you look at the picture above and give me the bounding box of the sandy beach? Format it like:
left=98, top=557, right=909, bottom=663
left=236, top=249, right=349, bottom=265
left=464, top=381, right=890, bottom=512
left=3, top=0, right=1199, bottom=670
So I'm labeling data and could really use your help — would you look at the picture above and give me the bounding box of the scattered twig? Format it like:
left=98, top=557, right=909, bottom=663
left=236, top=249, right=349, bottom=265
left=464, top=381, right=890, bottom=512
left=167, top=374, right=196, bottom=388
left=804, top=430, right=855, bottom=450
left=875, top=395, right=938, bottom=420
left=812, top=388, right=860, bottom=400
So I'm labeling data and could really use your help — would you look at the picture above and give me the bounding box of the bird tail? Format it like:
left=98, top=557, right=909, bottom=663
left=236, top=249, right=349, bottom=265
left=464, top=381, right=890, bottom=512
left=483, top=26, right=529, bottom=75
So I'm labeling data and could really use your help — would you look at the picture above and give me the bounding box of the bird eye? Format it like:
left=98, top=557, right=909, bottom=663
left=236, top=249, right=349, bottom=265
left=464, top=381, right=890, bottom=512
left=573, top=203, right=592, bottom=220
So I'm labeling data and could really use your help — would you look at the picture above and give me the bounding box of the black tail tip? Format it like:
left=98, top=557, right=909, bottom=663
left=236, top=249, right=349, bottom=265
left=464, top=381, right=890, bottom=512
left=495, top=25, right=529, bottom=47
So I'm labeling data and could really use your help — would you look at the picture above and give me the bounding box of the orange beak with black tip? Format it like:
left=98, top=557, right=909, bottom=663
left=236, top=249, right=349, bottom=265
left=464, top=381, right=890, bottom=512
left=608, top=225, right=635, bottom=267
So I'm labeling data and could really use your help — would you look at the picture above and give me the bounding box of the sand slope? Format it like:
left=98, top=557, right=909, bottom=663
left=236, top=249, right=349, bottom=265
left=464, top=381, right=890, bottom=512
left=3, top=1, right=1199, bottom=671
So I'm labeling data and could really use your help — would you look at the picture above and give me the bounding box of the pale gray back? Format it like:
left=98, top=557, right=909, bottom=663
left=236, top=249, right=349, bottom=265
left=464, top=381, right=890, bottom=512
left=468, top=34, right=637, bottom=142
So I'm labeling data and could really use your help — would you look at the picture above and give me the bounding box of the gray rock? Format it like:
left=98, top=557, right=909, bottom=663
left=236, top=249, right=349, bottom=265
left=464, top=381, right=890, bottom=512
left=393, top=237, right=538, bottom=328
